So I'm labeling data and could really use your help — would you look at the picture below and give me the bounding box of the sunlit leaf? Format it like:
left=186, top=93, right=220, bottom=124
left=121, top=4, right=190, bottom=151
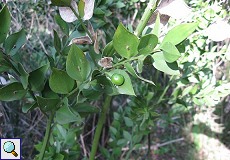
left=162, top=23, right=198, bottom=45
left=106, top=69, right=136, bottom=96
left=152, top=52, right=180, bottom=75
left=113, top=23, right=139, bottom=58
left=161, top=42, right=181, bottom=63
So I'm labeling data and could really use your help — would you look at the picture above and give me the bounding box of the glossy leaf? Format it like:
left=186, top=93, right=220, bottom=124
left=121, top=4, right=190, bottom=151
left=55, top=14, right=69, bottom=35
left=53, top=30, right=62, bottom=53
left=162, top=23, right=198, bottom=45
left=49, top=68, right=75, bottom=94
left=113, top=23, right=139, bottom=58
left=161, top=42, right=181, bottom=63
left=66, top=44, right=91, bottom=82
left=36, top=96, right=60, bottom=112
left=29, top=64, right=49, bottom=91
left=106, top=69, right=135, bottom=96
left=51, top=0, right=72, bottom=7
left=138, top=34, right=158, bottom=55
left=56, top=105, right=81, bottom=124
left=4, top=29, right=26, bottom=56
left=152, top=52, right=180, bottom=75
left=0, top=5, right=11, bottom=44
left=0, top=82, right=27, bottom=101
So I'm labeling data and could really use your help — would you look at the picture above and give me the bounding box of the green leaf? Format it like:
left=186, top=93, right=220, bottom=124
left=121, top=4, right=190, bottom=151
left=56, top=105, right=81, bottom=124
left=152, top=52, right=180, bottom=75
left=124, top=117, right=134, bottom=127
left=49, top=68, right=75, bottom=94
left=51, top=0, right=72, bottom=7
left=102, top=41, right=114, bottom=57
left=0, top=50, right=12, bottom=73
left=138, top=34, right=158, bottom=55
left=17, top=63, right=29, bottom=89
left=66, top=44, right=91, bottom=82
left=22, top=102, right=37, bottom=113
left=29, top=64, right=49, bottom=91
left=78, top=0, right=85, bottom=18
left=162, top=23, right=198, bottom=45
left=72, top=103, right=99, bottom=117
left=53, top=153, right=64, bottom=160
left=53, top=30, right=62, bottom=53
left=152, top=13, right=160, bottom=37
left=113, top=23, right=139, bottom=58
left=4, top=29, right=26, bottom=56
left=0, top=5, right=11, bottom=44
left=123, top=130, right=132, bottom=141
left=161, top=42, right=181, bottom=63
left=55, top=14, right=69, bottom=35
left=124, top=62, right=155, bottom=85
left=106, top=69, right=135, bottom=96
left=36, top=96, right=60, bottom=112
left=0, top=82, right=27, bottom=101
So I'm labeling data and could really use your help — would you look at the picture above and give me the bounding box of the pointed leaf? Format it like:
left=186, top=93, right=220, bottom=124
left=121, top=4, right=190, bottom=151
left=22, top=102, right=37, bottom=113
left=0, top=82, right=27, bottom=101
left=4, top=29, right=26, bottom=56
left=113, top=23, right=139, bottom=58
left=161, top=42, right=180, bottom=63
left=152, top=52, right=180, bottom=75
left=55, top=14, right=69, bottom=35
left=17, top=63, right=29, bottom=89
left=66, top=44, right=91, bottom=82
left=124, top=62, right=155, bottom=85
left=151, top=13, right=160, bottom=37
left=36, top=96, right=60, bottom=112
left=49, top=68, right=75, bottom=94
left=106, top=69, right=135, bottom=96
left=0, top=5, right=11, bottom=44
left=29, top=64, right=49, bottom=91
left=56, top=105, right=81, bottom=124
left=138, top=34, right=158, bottom=55
left=162, top=23, right=198, bottom=45
left=78, top=0, right=85, bottom=18
left=53, top=30, right=62, bottom=53
left=102, top=41, right=115, bottom=57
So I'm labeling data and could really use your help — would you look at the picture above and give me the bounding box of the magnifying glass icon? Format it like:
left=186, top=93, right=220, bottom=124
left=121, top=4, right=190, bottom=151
left=3, top=141, right=18, bottom=157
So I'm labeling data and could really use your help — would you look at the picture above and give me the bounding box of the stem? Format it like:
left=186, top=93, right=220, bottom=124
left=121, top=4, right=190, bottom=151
left=134, top=0, right=160, bottom=36
left=70, top=5, right=93, bottom=40
left=38, top=112, right=55, bottom=160
left=89, top=96, right=112, bottom=160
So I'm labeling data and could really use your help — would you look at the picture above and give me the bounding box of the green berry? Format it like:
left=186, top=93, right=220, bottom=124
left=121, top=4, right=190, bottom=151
left=111, top=73, right=125, bottom=86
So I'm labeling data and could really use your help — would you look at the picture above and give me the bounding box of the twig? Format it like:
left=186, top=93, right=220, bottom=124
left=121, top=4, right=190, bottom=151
left=80, top=134, right=87, bottom=157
